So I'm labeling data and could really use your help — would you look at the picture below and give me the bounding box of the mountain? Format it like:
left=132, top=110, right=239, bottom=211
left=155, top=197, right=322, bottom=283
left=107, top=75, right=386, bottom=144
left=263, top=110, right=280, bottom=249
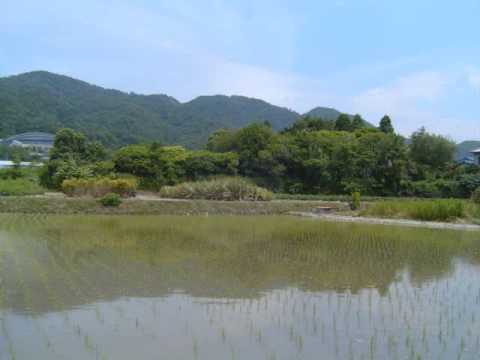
left=456, top=141, right=480, bottom=161
left=304, top=107, right=345, bottom=121
left=0, top=71, right=351, bottom=147
left=304, top=107, right=374, bottom=127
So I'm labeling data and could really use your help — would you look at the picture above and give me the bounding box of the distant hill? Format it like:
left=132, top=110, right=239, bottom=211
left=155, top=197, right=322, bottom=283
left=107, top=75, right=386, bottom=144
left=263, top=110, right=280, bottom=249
left=0, top=71, right=355, bottom=147
left=456, top=141, right=480, bottom=161
left=304, top=107, right=374, bottom=127
left=304, top=107, right=346, bottom=121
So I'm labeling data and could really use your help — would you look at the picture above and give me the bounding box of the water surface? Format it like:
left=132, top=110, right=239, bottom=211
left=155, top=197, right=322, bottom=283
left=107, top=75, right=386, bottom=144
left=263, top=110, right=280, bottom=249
left=0, top=215, right=479, bottom=360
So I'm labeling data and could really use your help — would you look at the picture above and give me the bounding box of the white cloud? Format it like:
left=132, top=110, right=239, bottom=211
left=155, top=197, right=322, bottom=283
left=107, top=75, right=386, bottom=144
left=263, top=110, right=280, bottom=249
left=351, top=71, right=450, bottom=134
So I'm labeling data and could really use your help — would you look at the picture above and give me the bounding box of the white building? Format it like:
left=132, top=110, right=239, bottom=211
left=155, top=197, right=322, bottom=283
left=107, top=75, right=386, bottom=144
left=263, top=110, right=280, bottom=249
left=0, top=160, right=40, bottom=169
left=1, top=132, right=54, bottom=159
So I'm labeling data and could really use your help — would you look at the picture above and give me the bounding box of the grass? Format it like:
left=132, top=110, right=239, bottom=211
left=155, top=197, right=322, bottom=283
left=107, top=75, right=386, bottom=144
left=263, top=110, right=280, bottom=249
left=360, top=199, right=469, bottom=222
left=0, top=178, right=44, bottom=196
left=160, top=177, right=273, bottom=201
left=273, top=193, right=434, bottom=202
left=0, top=196, right=327, bottom=215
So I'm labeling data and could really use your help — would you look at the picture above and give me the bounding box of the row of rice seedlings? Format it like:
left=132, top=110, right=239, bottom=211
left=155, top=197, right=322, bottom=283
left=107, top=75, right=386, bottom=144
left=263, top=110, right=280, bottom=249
left=1, top=316, right=17, bottom=360
left=5, top=228, right=110, bottom=359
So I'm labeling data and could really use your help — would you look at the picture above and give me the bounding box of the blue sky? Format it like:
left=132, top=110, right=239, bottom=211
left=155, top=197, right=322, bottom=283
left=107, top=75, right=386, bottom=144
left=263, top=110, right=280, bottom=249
left=2, top=0, right=479, bottom=141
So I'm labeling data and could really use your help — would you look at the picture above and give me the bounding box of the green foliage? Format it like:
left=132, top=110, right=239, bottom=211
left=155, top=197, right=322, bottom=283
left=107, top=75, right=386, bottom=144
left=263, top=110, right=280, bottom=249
left=113, top=144, right=238, bottom=190
left=61, top=178, right=137, bottom=198
left=471, top=188, right=480, bottom=204
left=98, top=193, right=122, bottom=207
left=350, top=192, right=361, bottom=210
left=379, top=115, right=394, bottom=134
left=335, top=114, right=353, bottom=131
left=409, top=127, right=455, bottom=169
left=40, top=128, right=108, bottom=189
left=31, top=119, right=475, bottom=200
left=159, top=177, right=273, bottom=201
left=0, top=178, right=44, bottom=196
left=282, top=116, right=335, bottom=134
left=361, top=199, right=466, bottom=222
left=351, top=114, right=365, bottom=130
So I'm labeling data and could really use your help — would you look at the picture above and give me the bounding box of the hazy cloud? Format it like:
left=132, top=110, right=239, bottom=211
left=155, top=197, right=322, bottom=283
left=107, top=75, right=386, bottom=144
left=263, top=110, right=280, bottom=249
left=466, top=67, right=480, bottom=91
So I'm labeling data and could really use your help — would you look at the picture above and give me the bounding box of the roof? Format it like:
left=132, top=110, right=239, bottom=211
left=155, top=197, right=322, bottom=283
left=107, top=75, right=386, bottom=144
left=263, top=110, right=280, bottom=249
left=2, top=132, right=54, bottom=146
left=471, top=148, right=480, bottom=154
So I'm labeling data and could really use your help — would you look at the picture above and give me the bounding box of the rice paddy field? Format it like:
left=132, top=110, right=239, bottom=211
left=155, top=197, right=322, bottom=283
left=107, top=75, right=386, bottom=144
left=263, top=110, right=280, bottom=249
left=0, top=215, right=479, bottom=360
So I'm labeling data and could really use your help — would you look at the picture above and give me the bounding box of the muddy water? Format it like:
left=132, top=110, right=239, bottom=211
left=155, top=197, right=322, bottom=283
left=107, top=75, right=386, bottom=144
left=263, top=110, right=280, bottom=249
left=0, top=215, right=479, bottom=359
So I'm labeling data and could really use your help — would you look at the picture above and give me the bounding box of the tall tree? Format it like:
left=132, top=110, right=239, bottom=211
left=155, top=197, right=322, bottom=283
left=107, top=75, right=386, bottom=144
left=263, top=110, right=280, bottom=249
left=409, top=127, right=455, bottom=169
left=379, top=115, right=394, bottom=134
left=335, top=114, right=353, bottom=131
left=352, top=114, right=365, bottom=130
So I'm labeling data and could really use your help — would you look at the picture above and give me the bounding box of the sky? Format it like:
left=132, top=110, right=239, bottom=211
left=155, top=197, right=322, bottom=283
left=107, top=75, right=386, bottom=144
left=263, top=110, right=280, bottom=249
left=2, top=0, right=479, bottom=141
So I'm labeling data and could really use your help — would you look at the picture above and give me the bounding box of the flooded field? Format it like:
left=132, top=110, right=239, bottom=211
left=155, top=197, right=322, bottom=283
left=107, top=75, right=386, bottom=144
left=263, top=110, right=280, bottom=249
left=0, top=215, right=479, bottom=360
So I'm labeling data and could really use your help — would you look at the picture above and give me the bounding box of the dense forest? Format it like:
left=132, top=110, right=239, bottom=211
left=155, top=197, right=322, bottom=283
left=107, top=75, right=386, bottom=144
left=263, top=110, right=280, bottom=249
left=0, top=71, right=361, bottom=148
left=39, top=114, right=480, bottom=198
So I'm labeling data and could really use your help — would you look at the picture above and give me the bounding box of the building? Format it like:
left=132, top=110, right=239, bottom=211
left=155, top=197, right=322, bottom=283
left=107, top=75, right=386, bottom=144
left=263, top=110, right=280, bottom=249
left=471, top=148, right=480, bottom=166
left=1, top=132, right=54, bottom=159
left=458, top=156, right=476, bottom=165
left=0, top=160, right=41, bottom=169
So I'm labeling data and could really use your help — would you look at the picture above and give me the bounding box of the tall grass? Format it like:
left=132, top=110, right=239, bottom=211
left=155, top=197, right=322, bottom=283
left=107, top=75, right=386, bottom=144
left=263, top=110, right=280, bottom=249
left=159, top=177, right=273, bottom=201
left=360, top=199, right=466, bottom=222
left=273, top=193, right=433, bottom=202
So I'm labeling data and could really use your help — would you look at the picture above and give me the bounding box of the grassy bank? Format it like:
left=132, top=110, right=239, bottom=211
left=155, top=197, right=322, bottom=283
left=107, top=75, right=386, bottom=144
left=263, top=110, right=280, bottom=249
left=274, top=193, right=444, bottom=202
left=0, top=196, right=327, bottom=215
left=360, top=199, right=480, bottom=223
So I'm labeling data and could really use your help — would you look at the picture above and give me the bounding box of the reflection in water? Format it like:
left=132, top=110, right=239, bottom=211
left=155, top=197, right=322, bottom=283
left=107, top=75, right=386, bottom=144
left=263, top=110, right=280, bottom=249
left=0, top=215, right=479, bottom=359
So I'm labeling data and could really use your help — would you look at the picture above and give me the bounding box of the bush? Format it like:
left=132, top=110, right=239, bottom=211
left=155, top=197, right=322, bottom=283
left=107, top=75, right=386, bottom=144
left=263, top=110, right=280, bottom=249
left=361, top=199, right=466, bottom=222
left=0, top=178, right=44, bottom=196
left=159, top=177, right=272, bottom=201
left=98, top=193, right=122, bottom=207
left=350, top=192, right=361, bottom=210
left=471, top=188, right=480, bottom=205
left=61, top=178, right=137, bottom=198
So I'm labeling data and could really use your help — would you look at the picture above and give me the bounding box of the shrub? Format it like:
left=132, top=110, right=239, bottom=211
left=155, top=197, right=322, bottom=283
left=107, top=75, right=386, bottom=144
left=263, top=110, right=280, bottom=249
left=471, top=188, right=480, bottom=205
left=350, top=192, right=361, bottom=210
left=98, top=193, right=122, bottom=207
left=159, top=177, right=272, bottom=201
left=61, top=178, right=137, bottom=198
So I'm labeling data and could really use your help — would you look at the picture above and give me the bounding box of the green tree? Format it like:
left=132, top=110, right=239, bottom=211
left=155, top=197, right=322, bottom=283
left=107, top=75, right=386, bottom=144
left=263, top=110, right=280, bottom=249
left=282, top=116, right=335, bottom=134
left=232, top=123, right=273, bottom=176
left=335, top=114, right=353, bottom=131
left=206, top=129, right=236, bottom=153
left=50, top=128, right=87, bottom=160
left=379, top=115, right=394, bottom=134
left=409, top=127, right=455, bottom=169
left=351, top=114, right=365, bottom=130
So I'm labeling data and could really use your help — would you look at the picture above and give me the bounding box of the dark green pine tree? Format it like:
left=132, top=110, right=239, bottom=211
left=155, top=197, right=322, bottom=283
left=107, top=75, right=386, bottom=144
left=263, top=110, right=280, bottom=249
left=351, top=114, right=365, bottom=130
left=379, top=115, right=394, bottom=134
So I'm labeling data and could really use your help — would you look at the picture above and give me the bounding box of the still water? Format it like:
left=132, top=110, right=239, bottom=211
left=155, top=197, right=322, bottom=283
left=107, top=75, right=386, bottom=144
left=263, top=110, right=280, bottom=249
left=0, top=215, right=479, bottom=360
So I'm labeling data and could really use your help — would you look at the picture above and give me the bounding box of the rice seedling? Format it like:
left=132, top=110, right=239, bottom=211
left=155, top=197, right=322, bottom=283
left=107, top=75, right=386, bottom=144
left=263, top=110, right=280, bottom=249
left=0, top=214, right=479, bottom=359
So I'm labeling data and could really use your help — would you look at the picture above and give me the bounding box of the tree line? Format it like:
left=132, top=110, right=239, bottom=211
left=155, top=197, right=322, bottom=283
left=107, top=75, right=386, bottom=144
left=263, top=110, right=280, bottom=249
left=39, top=114, right=480, bottom=198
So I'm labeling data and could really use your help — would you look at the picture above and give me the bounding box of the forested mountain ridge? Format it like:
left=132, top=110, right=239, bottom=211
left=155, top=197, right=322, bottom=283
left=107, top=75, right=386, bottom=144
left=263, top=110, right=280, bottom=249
left=0, top=71, right=355, bottom=147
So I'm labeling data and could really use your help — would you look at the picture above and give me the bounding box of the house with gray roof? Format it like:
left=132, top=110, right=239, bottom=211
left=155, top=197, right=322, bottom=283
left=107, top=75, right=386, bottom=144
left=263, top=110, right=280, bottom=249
left=471, top=148, right=480, bottom=166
